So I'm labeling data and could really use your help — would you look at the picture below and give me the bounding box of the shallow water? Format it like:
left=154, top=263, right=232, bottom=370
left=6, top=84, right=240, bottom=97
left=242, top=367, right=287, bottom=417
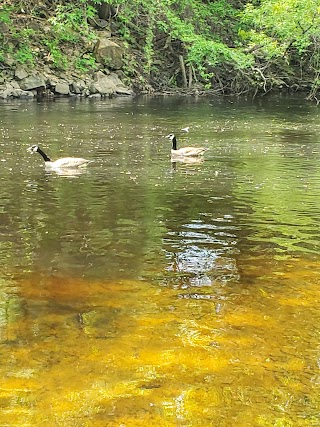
left=1, top=95, right=320, bottom=426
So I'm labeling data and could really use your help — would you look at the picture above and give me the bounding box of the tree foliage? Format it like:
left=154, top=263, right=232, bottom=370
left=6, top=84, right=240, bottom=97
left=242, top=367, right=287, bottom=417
left=240, top=0, right=320, bottom=99
left=1, top=0, right=320, bottom=99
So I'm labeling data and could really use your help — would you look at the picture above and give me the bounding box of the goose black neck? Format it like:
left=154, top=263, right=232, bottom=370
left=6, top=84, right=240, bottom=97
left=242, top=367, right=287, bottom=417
left=37, top=147, right=51, bottom=162
left=172, top=136, right=177, bottom=150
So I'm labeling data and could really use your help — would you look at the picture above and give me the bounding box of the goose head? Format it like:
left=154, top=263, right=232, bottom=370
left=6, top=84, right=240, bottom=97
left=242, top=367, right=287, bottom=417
left=28, top=144, right=52, bottom=162
left=166, top=133, right=175, bottom=141
left=28, top=145, right=39, bottom=153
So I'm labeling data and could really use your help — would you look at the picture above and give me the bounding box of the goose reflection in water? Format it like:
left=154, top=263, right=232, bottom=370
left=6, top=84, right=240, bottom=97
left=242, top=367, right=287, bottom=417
left=171, top=157, right=205, bottom=165
left=171, top=158, right=205, bottom=174
left=45, top=167, right=90, bottom=178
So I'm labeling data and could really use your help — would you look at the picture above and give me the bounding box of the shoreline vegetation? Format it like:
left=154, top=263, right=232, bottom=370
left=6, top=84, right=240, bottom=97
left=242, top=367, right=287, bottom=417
left=1, top=0, right=320, bottom=102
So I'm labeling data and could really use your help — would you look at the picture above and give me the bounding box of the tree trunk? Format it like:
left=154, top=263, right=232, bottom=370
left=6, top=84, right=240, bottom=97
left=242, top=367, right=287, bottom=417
left=179, top=55, right=188, bottom=88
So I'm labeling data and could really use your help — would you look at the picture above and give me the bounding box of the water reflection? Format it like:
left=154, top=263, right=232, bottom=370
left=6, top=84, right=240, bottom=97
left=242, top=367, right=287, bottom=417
left=171, top=157, right=205, bottom=165
left=164, top=218, right=239, bottom=288
left=1, top=95, right=320, bottom=425
left=45, top=167, right=90, bottom=177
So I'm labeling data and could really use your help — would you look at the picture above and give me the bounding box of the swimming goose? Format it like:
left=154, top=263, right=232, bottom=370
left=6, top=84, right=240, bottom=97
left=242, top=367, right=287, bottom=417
left=166, top=133, right=208, bottom=158
left=28, top=145, right=92, bottom=168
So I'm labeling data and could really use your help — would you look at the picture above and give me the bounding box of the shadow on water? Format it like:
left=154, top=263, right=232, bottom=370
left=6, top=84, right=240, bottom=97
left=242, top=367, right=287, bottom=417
left=1, top=95, right=320, bottom=425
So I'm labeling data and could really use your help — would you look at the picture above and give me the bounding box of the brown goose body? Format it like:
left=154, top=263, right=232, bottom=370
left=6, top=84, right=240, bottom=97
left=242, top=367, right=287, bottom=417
left=166, top=133, right=208, bottom=158
left=28, top=145, right=92, bottom=168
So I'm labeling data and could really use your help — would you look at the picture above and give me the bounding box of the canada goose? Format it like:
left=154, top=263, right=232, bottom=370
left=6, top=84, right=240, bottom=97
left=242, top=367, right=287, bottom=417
left=28, top=145, right=92, bottom=168
left=166, top=133, right=208, bottom=158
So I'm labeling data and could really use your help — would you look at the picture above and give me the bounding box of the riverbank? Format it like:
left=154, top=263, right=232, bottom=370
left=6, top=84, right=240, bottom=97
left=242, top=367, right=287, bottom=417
left=1, top=0, right=319, bottom=101
left=0, top=23, right=135, bottom=100
left=0, top=66, right=134, bottom=100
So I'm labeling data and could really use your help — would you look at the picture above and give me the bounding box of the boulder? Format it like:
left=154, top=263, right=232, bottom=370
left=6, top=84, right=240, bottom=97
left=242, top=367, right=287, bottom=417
left=107, top=73, right=133, bottom=95
left=70, top=79, right=88, bottom=95
left=0, top=89, right=11, bottom=99
left=0, top=82, right=34, bottom=98
left=12, top=89, right=34, bottom=98
left=90, top=78, right=114, bottom=95
left=70, top=82, right=82, bottom=94
left=94, top=37, right=124, bottom=69
left=46, top=76, right=59, bottom=87
left=55, top=82, right=70, bottom=95
left=19, top=74, right=46, bottom=91
left=89, top=71, right=132, bottom=96
left=15, top=67, right=28, bottom=80
left=10, top=80, right=21, bottom=90
left=0, top=82, right=13, bottom=98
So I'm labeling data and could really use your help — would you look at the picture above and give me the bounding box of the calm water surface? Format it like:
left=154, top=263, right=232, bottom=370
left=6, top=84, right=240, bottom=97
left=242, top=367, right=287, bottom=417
left=1, top=95, right=320, bottom=426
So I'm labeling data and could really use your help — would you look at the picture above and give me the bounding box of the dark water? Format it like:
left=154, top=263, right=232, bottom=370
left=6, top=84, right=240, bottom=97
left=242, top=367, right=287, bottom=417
left=1, top=95, right=320, bottom=426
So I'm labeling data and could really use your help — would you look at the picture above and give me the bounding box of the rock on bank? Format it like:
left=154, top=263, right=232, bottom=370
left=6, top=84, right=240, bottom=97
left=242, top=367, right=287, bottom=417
left=0, top=31, right=134, bottom=100
left=0, top=67, right=133, bottom=99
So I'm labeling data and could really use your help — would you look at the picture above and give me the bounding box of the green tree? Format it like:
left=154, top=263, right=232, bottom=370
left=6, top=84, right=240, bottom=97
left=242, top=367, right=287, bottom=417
left=240, top=0, right=320, bottom=100
left=1, top=0, right=320, bottom=99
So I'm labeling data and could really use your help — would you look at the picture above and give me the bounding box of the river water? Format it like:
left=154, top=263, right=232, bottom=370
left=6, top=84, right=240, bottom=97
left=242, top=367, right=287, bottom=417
left=1, top=95, right=320, bottom=426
